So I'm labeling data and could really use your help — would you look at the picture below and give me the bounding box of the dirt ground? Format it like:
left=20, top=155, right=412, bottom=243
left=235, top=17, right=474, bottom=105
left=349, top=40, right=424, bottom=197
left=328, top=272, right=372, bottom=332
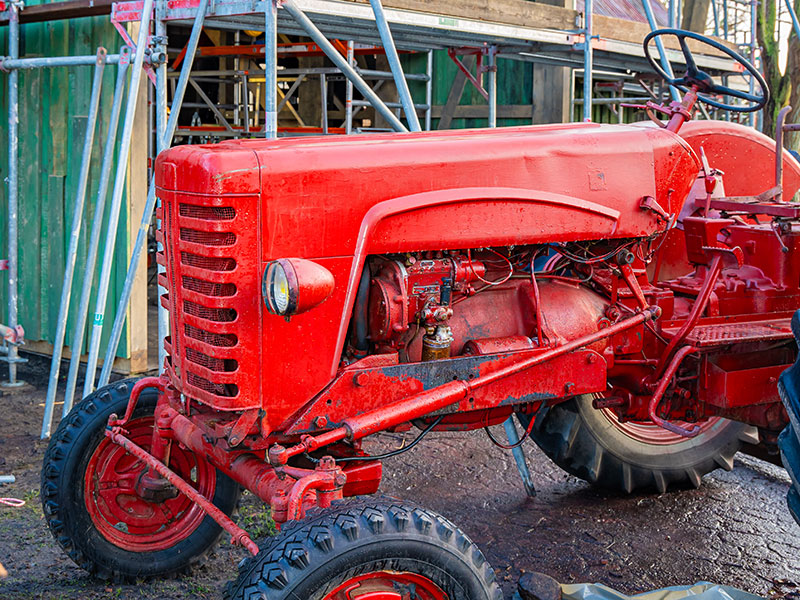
left=1, top=353, right=799, bottom=599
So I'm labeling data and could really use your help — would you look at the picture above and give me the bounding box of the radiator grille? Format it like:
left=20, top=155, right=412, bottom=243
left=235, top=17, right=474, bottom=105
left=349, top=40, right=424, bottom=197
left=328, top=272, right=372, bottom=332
left=187, top=371, right=239, bottom=397
left=180, top=229, right=237, bottom=246
left=179, top=204, right=236, bottom=220
left=183, top=300, right=237, bottom=322
left=185, top=347, right=239, bottom=372
left=182, top=276, right=236, bottom=297
left=181, top=252, right=236, bottom=271
left=161, top=197, right=247, bottom=406
left=185, top=323, right=238, bottom=347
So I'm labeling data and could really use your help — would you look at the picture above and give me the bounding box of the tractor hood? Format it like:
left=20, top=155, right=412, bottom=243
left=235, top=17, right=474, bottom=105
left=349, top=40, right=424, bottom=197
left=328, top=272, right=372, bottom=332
left=157, top=123, right=700, bottom=260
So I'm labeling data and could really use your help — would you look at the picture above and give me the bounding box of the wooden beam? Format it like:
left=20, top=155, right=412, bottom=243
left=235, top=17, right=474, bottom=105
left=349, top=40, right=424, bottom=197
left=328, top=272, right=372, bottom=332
left=352, top=0, right=737, bottom=53
left=533, top=63, right=570, bottom=124
left=438, top=54, right=475, bottom=130
left=126, top=21, right=150, bottom=374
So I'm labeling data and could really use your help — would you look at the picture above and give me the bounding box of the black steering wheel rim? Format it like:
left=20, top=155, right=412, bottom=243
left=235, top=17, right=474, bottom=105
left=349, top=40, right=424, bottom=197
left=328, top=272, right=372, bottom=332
left=642, top=28, right=768, bottom=113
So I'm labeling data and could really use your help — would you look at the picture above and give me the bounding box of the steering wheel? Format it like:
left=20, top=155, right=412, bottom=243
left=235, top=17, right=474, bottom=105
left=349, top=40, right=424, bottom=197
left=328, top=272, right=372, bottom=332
left=643, top=28, right=768, bottom=113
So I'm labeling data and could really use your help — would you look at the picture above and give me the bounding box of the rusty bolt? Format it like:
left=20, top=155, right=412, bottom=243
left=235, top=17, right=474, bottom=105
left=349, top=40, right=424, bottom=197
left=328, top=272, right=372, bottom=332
left=318, top=456, right=336, bottom=470
left=314, top=416, right=328, bottom=429
left=564, top=382, right=575, bottom=394
left=335, top=473, right=347, bottom=486
left=268, top=444, right=287, bottom=467
left=586, top=353, right=597, bottom=364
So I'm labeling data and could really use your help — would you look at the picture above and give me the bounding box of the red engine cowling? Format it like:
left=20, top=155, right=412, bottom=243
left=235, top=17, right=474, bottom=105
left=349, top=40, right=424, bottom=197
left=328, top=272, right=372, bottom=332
left=366, top=252, right=612, bottom=363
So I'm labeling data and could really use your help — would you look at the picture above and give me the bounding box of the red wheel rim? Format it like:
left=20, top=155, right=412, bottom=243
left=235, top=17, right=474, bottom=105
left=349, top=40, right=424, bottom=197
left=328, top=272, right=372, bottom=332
left=601, top=408, right=722, bottom=445
left=323, top=571, right=450, bottom=600
left=84, top=416, right=216, bottom=552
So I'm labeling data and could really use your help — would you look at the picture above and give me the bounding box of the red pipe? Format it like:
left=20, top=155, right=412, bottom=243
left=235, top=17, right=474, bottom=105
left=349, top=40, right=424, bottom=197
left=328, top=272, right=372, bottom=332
left=111, top=375, right=167, bottom=427
left=655, top=255, right=722, bottom=379
left=647, top=345, right=700, bottom=438
left=287, top=470, right=336, bottom=521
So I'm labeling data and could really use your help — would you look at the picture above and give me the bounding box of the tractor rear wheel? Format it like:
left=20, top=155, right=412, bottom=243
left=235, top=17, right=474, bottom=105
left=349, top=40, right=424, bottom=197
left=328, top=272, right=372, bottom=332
left=524, top=394, right=758, bottom=493
left=41, top=378, right=240, bottom=580
left=224, top=497, right=503, bottom=600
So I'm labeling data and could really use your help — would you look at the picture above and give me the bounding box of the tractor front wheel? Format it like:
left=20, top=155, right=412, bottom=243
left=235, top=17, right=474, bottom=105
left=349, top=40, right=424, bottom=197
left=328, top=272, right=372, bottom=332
left=524, top=394, right=758, bottom=493
left=41, top=378, right=240, bottom=580
left=224, top=498, right=503, bottom=600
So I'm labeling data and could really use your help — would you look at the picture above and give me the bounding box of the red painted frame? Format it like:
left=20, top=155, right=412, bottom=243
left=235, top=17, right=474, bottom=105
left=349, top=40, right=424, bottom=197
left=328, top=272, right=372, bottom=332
left=104, top=86, right=800, bottom=555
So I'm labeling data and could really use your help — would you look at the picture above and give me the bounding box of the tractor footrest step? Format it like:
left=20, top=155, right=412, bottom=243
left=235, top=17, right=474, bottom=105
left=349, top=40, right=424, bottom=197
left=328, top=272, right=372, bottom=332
left=661, top=319, right=792, bottom=347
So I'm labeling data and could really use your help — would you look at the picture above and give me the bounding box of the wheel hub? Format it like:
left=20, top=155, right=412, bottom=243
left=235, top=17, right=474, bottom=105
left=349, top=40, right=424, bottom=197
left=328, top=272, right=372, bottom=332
left=601, top=408, right=722, bottom=444
left=84, top=415, right=216, bottom=551
left=323, top=571, right=450, bottom=600
left=135, top=468, right=179, bottom=503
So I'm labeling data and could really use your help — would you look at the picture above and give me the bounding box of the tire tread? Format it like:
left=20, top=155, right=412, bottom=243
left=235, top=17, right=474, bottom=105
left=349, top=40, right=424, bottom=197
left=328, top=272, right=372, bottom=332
left=528, top=395, right=752, bottom=494
left=224, top=497, right=502, bottom=600
left=42, top=378, right=238, bottom=581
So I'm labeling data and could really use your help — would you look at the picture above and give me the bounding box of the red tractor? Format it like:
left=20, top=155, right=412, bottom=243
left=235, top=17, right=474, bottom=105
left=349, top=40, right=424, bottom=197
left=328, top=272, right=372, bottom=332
left=42, top=30, right=800, bottom=599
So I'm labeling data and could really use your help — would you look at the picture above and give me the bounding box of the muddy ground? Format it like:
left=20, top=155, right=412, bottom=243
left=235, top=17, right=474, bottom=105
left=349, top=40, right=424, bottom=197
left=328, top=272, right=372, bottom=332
left=1, top=353, right=799, bottom=599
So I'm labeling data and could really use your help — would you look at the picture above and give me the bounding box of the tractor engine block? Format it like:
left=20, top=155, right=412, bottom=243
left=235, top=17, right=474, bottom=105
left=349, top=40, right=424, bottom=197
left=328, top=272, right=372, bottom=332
left=367, top=254, right=485, bottom=358
left=365, top=251, right=612, bottom=364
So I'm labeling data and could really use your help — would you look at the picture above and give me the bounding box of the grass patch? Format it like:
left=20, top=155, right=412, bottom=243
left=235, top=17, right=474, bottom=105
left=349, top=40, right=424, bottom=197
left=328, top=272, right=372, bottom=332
left=237, top=496, right=278, bottom=540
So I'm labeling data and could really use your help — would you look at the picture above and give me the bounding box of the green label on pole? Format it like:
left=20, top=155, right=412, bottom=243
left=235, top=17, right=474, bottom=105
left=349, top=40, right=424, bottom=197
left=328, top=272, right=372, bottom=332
left=93, top=313, right=104, bottom=326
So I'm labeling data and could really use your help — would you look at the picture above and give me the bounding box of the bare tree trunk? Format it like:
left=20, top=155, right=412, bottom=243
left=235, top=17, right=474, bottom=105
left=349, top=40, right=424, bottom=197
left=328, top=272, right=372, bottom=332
left=786, top=17, right=800, bottom=147
left=758, top=0, right=791, bottom=136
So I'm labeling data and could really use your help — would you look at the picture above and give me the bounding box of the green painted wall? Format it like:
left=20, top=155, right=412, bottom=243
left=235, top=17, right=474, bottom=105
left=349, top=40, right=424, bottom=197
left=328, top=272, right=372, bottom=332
left=0, top=13, right=135, bottom=359
left=405, top=51, right=535, bottom=129
left=405, top=51, right=642, bottom=127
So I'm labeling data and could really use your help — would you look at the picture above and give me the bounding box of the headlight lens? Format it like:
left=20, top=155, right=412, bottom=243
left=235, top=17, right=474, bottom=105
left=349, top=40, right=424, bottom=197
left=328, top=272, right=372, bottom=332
left=271, top=265, right=290, bottom=313
left=264, top=260, right=296, bottom=315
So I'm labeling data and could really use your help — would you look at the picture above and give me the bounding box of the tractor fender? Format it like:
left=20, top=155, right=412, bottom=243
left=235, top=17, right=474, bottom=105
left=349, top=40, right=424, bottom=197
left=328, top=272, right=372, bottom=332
left=680, top=119, right=800, bottom=198
left=648, top=120, right=800, bottom=282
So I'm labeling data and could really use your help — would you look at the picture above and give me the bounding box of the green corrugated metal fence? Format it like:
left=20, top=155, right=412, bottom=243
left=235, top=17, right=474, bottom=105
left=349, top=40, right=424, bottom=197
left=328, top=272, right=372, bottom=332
left=0, top=12, right=135, bottom=360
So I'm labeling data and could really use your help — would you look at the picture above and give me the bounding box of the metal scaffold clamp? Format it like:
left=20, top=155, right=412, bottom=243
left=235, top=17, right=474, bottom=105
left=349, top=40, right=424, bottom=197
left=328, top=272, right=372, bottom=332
left=147, top=35, right=168, bottom=66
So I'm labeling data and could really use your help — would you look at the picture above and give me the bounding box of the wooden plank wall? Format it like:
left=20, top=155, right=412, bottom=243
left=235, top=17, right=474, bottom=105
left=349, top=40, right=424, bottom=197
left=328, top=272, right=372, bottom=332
left=360, top=0, right=736, bottom=53
left=0, top=10, right=149, bottom=372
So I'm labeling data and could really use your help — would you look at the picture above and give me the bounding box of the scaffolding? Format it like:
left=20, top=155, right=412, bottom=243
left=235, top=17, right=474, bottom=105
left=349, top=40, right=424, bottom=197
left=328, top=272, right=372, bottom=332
left=0, top=0, right=754, bottom=436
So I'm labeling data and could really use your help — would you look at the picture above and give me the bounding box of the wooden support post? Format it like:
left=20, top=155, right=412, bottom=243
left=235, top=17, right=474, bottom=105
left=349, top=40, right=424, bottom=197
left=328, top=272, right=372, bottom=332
left=532, top=63, right=571, bottom=124
left=438, top=54, right=475, bottom=130
left=125, top=24, right=150, bottom=373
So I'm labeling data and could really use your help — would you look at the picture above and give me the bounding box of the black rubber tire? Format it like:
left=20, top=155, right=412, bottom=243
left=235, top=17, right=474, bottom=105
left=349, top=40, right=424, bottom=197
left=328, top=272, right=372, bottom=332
left=224, top=497, right=503, bottom=600
left=41, top=378, right=241, bottom=580
left=524, top=394, right=758, bottom=493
